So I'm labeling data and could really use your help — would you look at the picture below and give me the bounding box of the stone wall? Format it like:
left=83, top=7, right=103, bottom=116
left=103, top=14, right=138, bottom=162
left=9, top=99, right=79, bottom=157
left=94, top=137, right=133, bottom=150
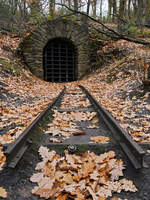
left=20, top=19, right=90, bottom=80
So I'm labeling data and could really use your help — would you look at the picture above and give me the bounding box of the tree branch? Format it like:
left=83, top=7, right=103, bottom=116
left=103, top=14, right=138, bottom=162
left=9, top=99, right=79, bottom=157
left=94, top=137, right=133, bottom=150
left=56, top=3, right=150, bottom=46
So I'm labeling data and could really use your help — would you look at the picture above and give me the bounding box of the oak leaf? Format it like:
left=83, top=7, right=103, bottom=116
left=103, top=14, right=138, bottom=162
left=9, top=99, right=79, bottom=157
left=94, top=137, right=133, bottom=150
left=90, top=136, right=110, bottom=143
left=0, top=187, right=7, bottom=198
left=91, top=117, right=99, bottom=123
left=56, top=193, right=68, bottom=200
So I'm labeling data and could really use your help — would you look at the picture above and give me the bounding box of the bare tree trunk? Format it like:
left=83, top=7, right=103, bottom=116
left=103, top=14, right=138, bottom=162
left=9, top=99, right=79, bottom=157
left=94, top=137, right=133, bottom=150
left=108, top=0, right=112, bottom=20
left=100, top=0, right=103, bottom=19
left=68, top=0, right=71, bottom=8
left=128, top=0, right=131, bottom=20
left=137, top=0, right=144, bottom=26
left=132, top=0, right=138, bottom=22
left=87, top=0, right=91, bottom=15
left=118, top=0, right=126, bottom=33
left=92, top=0, right=97, bottom=17
left=145, top=0, right=150, bottom=23
left=112, top=0, right=117, bottom=22
left=50, top=0, right=55, bottom=18
left=73, top=0, right=78, bottom=11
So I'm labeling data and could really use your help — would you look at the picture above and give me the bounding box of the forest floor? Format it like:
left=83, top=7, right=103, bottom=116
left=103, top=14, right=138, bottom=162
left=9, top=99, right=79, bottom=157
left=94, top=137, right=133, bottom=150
left=0, top=31, right=150, bottom=199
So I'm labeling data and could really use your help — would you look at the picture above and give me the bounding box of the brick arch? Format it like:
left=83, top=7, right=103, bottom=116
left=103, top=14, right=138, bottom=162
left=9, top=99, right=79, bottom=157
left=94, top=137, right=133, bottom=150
left=20, top=19, right=89, bottom=80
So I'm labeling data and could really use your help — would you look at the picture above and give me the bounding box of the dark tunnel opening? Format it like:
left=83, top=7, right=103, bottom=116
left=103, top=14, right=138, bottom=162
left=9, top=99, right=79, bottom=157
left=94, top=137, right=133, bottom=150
left=43, top=38, right=77, bottom=82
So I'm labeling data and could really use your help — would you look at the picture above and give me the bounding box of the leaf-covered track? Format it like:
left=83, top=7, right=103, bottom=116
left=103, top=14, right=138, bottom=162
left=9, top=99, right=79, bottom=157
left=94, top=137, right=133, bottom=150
left=79, top=85, right=146, bottom=169
left=4, top=85, right=146, bottom=170
left=4, top=87, right=66, bottom=168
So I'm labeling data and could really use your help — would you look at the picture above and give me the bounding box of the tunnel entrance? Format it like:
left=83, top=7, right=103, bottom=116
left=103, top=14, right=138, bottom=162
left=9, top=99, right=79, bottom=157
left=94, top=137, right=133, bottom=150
left=43, top=38, right=77, bottom=82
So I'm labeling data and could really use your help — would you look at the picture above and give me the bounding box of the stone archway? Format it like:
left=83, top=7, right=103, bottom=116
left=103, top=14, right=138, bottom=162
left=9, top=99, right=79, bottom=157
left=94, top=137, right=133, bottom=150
left=20, top=19, right=89, bottom=81
left=43, top=38, right=77, bottom=82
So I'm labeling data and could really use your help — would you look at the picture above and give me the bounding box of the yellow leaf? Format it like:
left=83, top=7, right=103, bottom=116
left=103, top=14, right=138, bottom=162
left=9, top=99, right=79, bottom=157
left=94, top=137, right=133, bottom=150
left=110, top=197, right=119, bottom=200
left=88, top=125, right=100, bottom=129
left=99, top=197, right=106, bottom=200
left=0, top=148, right=6, bottom=165
left=56, top=193, right=68, bottom=200
left=62, top=173, right=74, bottom=184
left=0, top=187, right=7, bottom=198
left=90, top=136, right=110, bottom=143
left=144, top=63, right=149, bottom=69
left=132, top=96, right=136, bottom=100
left=91, top=117, right=99, bottom=123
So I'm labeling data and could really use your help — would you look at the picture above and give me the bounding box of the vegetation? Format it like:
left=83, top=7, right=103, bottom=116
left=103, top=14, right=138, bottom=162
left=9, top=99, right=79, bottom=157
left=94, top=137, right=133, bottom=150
left=0, top=0, right=150, bottom=36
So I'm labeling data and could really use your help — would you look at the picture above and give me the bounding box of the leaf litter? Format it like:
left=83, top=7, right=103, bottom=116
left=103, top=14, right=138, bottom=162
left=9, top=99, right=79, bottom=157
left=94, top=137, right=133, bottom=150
left=30, top=146, right=137, bottom=200
left=90, top=136, right=110, bottom=143
left=1, top=36, right=149, bottom=199
left=45, top=87, right=99, bottom=142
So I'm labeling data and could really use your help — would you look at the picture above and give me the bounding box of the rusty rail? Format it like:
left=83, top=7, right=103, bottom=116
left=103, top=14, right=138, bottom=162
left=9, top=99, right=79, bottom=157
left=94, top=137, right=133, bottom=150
left=4, top=87, right=66, bottom=168
left=79, top=85, right=146, bottom=169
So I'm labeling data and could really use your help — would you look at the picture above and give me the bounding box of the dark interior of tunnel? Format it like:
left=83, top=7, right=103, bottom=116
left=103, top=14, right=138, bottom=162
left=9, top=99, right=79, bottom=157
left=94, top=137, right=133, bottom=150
left=43, top=38, right=77, bottom=82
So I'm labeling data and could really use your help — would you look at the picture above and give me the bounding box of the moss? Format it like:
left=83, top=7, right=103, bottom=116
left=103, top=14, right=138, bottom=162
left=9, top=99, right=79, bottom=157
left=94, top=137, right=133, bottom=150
left=0, top=56, right=22, bottom=75
left=0, top=56, right=31, bottom=82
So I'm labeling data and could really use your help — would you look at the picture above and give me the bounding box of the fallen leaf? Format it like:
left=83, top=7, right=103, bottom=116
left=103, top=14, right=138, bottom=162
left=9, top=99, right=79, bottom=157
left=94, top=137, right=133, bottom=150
left=90, top=136, right=110, bottom=143
left=56, top=193, right=68, bottom=200
left=91, top=117, right=99, bottom=123
left=50, top=138, right=62, bottom=143
left=0, top=187, right=7, bottom=198
left=88, top=125, right=100, bottom=129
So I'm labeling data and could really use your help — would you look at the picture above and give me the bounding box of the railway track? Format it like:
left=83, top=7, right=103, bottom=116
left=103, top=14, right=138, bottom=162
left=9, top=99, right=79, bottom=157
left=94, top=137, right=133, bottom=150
left=4, top=84, right=146, bottom=170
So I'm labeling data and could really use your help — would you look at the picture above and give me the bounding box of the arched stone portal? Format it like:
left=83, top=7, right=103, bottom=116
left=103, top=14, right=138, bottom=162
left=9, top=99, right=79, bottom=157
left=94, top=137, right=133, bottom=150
left=20, top=19, right=89, bottom=81
left=43, top=38, right=77, bottom=82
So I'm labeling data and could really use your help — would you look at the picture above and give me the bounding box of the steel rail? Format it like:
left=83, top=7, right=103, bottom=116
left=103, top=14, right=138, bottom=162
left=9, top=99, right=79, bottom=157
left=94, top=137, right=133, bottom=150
left=79, top=85, right=146, bottom=169
left=4, top=86, right=66, bottom=168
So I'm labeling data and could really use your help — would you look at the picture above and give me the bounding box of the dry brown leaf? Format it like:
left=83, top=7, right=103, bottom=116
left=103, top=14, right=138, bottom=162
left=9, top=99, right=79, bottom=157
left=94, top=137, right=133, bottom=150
left=0, top=147, right=6, bottom=170
left=91, top=117, right=99, bottom=123
left=80, top=159, right=95, bottom=178
left=56, top=193, right=68, bottom=200
left=90, top=136, right=110, bottom=143
left=110, top=197, right=120, bottom=200
left=0, top=187, right=7, bottom=198
left=73, top=171, right=82, bottom=182
left=98, top=197, right=106, bottom=200
left=144, top=63, right=149, bottom=69
left=31, top=147, right=137, bottom=199
left=87, top=186, right=98, bottom=200
left=33, top=187, right=60, bottom=199
left=62, top=173, right=74, bottom=184
left=50, top=138, right=62, bottom=143
left=119, top=178, right=137, bottom=192
left=88, top=125, right=100, bottom=129
left=90, top=170, right=100, bottom=180
left=110, top=160, right=125, bottom=181
left=30, top=173, right=43, bottom=183
left=73, top=131, right=86, bottom=136
left=43, top=161, right=56, bottom=178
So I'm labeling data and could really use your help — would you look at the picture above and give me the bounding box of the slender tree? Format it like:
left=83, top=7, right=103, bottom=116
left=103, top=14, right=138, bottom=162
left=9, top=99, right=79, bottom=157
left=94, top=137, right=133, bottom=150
left=112, top=0, right=117, bottom=22
left=118, top=0, right=126, bottom=33
left=87, top=0, right=91, bottom=15
left=145, top=0, right=150, bottom=23
left=108, top=0, right=112, bottom=20
left=50, top=0, right=55, bottom=18
left=127, top=0, right=131, bottom=20
left=99, top=0, right=103, bottom=18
